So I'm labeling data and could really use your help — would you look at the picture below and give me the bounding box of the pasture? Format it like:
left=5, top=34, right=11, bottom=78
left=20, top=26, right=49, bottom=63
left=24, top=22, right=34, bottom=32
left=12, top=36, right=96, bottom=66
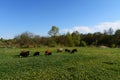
left=0, top=47, right=120, bottom=80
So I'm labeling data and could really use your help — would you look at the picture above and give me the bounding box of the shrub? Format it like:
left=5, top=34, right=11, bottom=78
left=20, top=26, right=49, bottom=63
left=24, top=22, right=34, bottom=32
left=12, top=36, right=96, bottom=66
left=80, top=41, right=87, bottom=47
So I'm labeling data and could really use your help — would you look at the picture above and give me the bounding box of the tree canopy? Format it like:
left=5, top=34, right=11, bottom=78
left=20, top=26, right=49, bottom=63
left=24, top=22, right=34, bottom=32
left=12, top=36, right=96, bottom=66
left=48, top=26, right=59, bottom=37
left=0, top=27, right=120, bottom=48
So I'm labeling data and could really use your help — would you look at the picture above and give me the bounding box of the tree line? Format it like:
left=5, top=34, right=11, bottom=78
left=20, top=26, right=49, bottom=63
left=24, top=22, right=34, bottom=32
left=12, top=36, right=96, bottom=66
left=0, top=26, right=120, bottom=48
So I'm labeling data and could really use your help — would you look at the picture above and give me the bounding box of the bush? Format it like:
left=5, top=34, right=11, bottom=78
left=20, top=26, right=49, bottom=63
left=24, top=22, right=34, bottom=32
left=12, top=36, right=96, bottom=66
left=48, top=40, right=57, bottom=47
left=111, top=44, right=116, bottom=48
left=80, top=41, right=87, bottom=47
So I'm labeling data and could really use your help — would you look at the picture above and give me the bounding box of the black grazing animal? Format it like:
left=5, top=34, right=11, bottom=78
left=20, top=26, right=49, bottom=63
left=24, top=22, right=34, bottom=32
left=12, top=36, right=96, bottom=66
left=71, top=49, right=77, bottom=54
left=20, top=51, right=29, bottom=57
left=33, top=52, right=40, bottom=56
left=65, top=49, right=71, bottom=53
left=45, top=50, right=52, bottom=55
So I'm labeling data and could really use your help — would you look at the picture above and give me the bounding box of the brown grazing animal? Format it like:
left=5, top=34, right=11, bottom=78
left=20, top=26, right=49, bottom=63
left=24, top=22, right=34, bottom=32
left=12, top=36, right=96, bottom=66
left=20, top=51, right=29, bottom=57
left=45, top=50, right=52, bottom=55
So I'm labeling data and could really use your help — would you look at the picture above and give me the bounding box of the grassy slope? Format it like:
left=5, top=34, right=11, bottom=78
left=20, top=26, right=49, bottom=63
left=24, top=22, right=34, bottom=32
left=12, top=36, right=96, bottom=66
left=0, top=47, right=120, bottom=80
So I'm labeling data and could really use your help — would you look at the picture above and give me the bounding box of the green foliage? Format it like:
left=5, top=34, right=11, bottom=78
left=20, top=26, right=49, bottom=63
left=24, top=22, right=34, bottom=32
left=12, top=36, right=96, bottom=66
left=80, top=40, right=87, bottom=47
left=115, top=29, right=120, bottom=45
left=14, top=31, right=34, bottom=47
left=48, top=26, right=59, bottom=37
left=115, top=29, right=120, bottom=37
left=108, top=28, right=114, bottom=35
left=47, top=37, right=57, bottom=47
left=65, top=32, right=74, bottom=47
left=111, top=44, right=116, bottom=48
left=72, top=31, right=80, bottom=46
left=2, top=28, right=120, bottom=47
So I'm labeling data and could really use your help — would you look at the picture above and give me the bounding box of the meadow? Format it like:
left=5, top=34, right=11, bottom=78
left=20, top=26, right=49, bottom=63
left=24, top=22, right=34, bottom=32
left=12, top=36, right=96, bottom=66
left=0, top=47, right=120, bottom=80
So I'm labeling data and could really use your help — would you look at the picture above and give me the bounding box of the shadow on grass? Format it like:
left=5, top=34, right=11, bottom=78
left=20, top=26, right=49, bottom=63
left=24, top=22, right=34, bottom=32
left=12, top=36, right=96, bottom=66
left=13, top=55, right=21, bottom=58
left=13, top=54, right=42, bottom=58
left=102, top=62, right=116, bottom=65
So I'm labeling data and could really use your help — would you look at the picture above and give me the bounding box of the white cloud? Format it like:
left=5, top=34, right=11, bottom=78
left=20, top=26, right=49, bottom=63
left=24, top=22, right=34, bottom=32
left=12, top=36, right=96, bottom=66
left=62, top=26, right=93, bottom=34
left=62, top=21, right=120, bottom=34
left=74, top=26, right=92, bottom=33
left=94, top=21, right=120, bottom=32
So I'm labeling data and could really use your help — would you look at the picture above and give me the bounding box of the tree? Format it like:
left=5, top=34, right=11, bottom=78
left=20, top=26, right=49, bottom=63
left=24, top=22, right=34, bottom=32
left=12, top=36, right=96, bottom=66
left=80, top=40, right=87, bottom=47
left=47, top=37, right=57, bottom=47
left=48, top=26, right=59, bottom=37
left=104, top=28, right=114, bottom=35
left=82, top=33, right=94, bottom=46
left=93, top=32, right=102, bottom=46
left=115, top=29, right=120, bottom=37
left=14, top=32, right=34, bottom=47
left=65, top=32, right=74, bottom=47
left=71, top=31, right=80, bottom=46
left=115, top=29, right=120, bottom=46
left=108, top=28, right=114, bottom=35
left=48, top=26, right=59, bottom=46
left=33, top=35, right=41, bottom=47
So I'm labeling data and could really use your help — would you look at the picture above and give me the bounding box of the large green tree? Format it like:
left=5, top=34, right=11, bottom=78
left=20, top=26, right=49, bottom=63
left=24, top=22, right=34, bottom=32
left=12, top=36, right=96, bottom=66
left=71, top=31, right=80, bottom=46
left=48, top=26, right=59, bottom=37
left=115, top=29, right=120, bottom=46
left=14, top=32, right=34, bottom=47
left=65, top=32, right=74, bottom=47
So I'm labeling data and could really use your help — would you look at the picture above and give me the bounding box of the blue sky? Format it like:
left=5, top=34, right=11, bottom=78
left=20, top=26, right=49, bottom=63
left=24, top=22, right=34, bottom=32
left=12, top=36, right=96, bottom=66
left=0, top=0, right=120, bottom=39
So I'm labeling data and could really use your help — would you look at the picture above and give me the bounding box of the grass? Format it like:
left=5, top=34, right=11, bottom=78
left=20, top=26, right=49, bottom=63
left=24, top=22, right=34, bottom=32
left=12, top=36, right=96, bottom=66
left=0, top=47, right=120, bottom=80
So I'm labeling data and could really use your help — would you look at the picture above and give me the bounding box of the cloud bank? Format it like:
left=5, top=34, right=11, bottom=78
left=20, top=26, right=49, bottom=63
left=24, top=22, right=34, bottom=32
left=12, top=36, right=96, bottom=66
left=62, top=21, right=120, bottom=34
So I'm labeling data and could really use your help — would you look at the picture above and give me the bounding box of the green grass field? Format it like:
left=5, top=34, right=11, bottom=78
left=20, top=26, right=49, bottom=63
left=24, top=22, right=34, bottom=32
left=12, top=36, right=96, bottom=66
left=0, top=47, right=120, bottom=80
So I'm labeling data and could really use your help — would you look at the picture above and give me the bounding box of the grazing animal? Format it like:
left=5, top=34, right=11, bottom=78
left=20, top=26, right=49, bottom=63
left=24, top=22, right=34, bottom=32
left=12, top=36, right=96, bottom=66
left=33, top=52, right=40, bottom=56
left=65, top=49, right=71, bottom=53
left=20, top=51, right=29, bottom=57
left=45, top=50, right=52, bottom=55
left=57, top=48, right=63, bottom=53
left=71, top=49, right=77, bottom=53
